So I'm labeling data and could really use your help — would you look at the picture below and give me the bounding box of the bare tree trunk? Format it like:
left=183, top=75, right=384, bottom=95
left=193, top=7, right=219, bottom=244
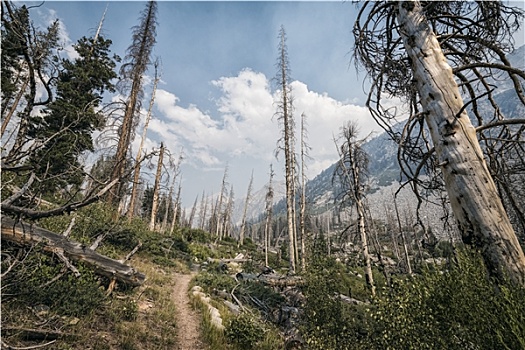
left=1, top=76, right=29, bottom=137
left=239, top=170, right=254, bottom=246
left=385, top=203, right=401, bottom=262
left=149, top=142, right=164, bottom=231
left=128, top=62, right=160, bottom=221
left=170, top=181, right=182, bottom=234
left=276, top=26, right=296, bottom=273
left=394, top=194, right=412, bottom=275
left=2, top=217, right=145, bottom=286
left=299, top=112, right=309, bottom=271
left=186, top=195, right=198, bottom=229
left=397, top=0, right=525, bottom=285
left=264, top=165, right=275, bottom=267
left=215, top=166, right=228, bottom=239
left=107, top=1, right=157, bottom=207
left=160, top=189, right=172, bottom=232
left=222, top=186, right=234, bottom=238
left=334, top=123, right=375, bottom=296
left=199, top=191, right=208, bottom=231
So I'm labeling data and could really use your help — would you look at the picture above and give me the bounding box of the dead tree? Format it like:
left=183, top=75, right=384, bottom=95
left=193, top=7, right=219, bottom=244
left=264, top=165, right=275, bottom=267
left=275, top=25, right=297, bottom=273
left=239, top=170, right=254, bottom=246
left=149, top=142, right=164, bottom=231
left=108, top=0, right=157, bottom=206
left=333, top=121, right=376, bottom=296
left=354, top=0, right=525, bottom=285
left=128, top=60, right=160, bottom=221
left=299, top=112, right=311, bottom=271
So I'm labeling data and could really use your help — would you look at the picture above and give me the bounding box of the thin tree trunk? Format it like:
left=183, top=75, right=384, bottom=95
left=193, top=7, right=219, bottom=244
left=239, top=170, right=254, bottom=246
left=199, top=191, right=208, bottom=231
left=394, top=194, right=412, bottom=275
left=1, top=76, right=29, bottom=137
left=264, top=165, right=275, bottom=267
left=149, top=142, right=164, bottom=231
left=170, top=181, right=182, bottom=234
left=299, top=113, right=309, bottom=271
left=187, top=195, right=199, bottom=229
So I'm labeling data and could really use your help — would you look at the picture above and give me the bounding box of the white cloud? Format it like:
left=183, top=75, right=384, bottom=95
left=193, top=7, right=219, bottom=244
left=146, top=68, right=380, bottom=186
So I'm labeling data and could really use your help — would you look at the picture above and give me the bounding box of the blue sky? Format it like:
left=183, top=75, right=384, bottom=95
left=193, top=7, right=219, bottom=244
left=21, top=1, right=525, bottom=208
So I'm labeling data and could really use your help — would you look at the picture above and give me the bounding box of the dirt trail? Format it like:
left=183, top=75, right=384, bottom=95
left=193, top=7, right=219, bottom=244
left=172, top=273, right=205, bottom=350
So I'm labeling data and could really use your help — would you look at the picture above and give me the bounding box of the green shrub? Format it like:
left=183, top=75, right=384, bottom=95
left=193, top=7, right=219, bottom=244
left=193, top=271, right=237, bottom=294
left=301, top=235, right=369, bottom=349
left=184, top=228, right=213, bottom=243
left=366, top=249, right=525, bottom=350
left=225, top=313, right=265, bottom=348
left=2, top=247, right=105, bottom=317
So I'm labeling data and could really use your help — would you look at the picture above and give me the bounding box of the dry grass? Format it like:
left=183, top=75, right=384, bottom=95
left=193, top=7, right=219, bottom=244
left=1, top=255, right=189, bottom=350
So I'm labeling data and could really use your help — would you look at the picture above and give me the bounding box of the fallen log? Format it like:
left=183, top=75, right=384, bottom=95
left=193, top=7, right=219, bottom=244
left=1, top=217, right=145, bottom=286
left=259, top=275, right=304, bottom=287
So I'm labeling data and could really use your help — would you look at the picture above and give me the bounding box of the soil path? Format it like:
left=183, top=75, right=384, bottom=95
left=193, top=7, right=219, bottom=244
left=172, top=273, right=205, bottom=350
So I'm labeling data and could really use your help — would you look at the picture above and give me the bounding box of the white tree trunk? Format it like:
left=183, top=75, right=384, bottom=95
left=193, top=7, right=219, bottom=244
left=149, top=143, right=164, bottom=231
left=397, top=0, right=525, bottom=285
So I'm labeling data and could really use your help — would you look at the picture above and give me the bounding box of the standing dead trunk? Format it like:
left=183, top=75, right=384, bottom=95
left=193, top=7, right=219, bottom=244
left=149, top=142, right=164, bottom=231
left=334, top=122, right=375, bottom=296
left=299, top=112, right=310, bottom=271
left=264, top=165, right=275, bottom=267
left=397, top=0, right=525, bottom=285
left=128, top=61, right=160, bottom=221
left=170, top=181, right=182, bottom=234
left=239, top=170, right=254, bottom=246
left=394, top=194, right=412, bottom=275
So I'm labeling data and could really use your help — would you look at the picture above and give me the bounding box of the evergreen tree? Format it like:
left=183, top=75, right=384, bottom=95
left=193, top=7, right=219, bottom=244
left=27, top=36, right=118, bottom=193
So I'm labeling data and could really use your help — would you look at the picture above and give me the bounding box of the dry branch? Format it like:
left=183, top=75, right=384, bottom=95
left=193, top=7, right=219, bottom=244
left=1, top=217, right=145, bottom=286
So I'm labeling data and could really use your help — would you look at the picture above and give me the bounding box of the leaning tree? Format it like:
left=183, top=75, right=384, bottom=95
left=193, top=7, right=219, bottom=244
left=353, top=0, right=525, bottom=285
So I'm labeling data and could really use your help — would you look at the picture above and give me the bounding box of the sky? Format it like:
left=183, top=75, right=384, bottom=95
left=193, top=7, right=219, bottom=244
left=19, top=1, right=525, bottom=208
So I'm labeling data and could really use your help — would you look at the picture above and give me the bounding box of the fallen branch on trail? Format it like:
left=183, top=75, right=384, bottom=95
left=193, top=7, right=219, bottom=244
left=1, top=217, right=145, bottom=286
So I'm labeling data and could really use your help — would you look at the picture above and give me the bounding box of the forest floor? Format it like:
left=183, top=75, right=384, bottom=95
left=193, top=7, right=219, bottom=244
left=171, top=273, right=206, bottom=350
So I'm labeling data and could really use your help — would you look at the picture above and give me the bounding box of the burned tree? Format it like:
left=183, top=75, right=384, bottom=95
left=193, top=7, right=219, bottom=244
left=333, top=121, right=375, bottom=296
left=354, top=0, right=525, bottom=285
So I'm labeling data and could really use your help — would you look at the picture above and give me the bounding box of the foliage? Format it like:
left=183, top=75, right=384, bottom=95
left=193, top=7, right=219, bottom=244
left=27, top=35, right=118, bottom=193
left=193, top=271, right=238, bottom=294
left=301, top=234, right=370, bottom=349
left=366, top=249, right=525, bottom=350
left=184, top=227, right=214, bottom=243
left=1, top=246, right=105, bottom=317
left=225, top=312, right=265, bottom=348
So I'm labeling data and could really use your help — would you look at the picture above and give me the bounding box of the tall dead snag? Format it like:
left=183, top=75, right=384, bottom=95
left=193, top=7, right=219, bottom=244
left=222, top=185, right=235, bottom=239
left=239, top=170, right=254, bottom=246
left=108, top=0, right=157, bottom=207
left=170, top=181, right=182, bottom=234
left=334, top=122, right=375, bottom=296
left=275, top=25, right=296, bottom=273
left=149, top=142, right=164, bottom=231
left=299, top=112, right=311, bottom=271
left=264, top=165, right=275, bottom=267
left=359, top=0, right=525, bottom=285
left=187, top=195, right=199, bottom=229
left=199, top=191, right=208, bottom=231
left=128, top=60, right=160, bottom=221
left=215, top=166, right=229, bottom=239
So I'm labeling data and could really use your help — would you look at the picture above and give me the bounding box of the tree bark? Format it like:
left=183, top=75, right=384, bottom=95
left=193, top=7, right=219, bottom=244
left=149, top=142, right=164, bottom=231
left=128, top=62, right=159, bottom=221
left=1, top=217, right=145, bottom=286
left=239, top=170, right=254, bottom=246
left=397, top=0, right=525, bottom=285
